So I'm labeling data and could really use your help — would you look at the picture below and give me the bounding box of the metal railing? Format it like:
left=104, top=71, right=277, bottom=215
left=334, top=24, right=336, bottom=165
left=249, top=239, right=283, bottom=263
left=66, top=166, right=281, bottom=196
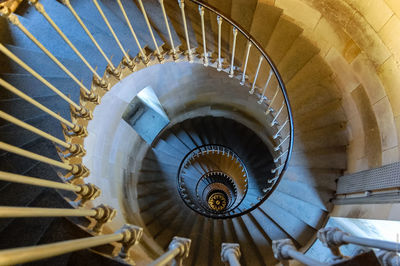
left=272, top=227, right=400, bottom=266
left=190, top=0, right=294, bottom=205
left=150, top=237, right=191, bottom=266
left=0, top=0, right=294, bottom=263
left=0, top=224, right=143, bottom=265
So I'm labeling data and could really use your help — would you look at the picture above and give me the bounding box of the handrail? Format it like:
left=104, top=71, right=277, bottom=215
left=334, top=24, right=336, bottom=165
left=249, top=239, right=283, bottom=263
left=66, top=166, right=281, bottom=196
left=0, top=171, right=99, bottom=206
left=0, top=142, right=89, bottom=179
left=272, top=239, right=326, bottom=266
left=0, top=224, right=142, bottom=266
left=318, top=227, right=400, bottom=254
left=150, top=237, right=191, bottom=266
left=190, top=0, right=294, bottom=213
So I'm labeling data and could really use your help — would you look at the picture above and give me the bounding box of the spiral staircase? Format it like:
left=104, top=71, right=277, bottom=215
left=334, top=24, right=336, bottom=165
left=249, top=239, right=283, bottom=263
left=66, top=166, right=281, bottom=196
left=0, top=0, right=358, bottom=264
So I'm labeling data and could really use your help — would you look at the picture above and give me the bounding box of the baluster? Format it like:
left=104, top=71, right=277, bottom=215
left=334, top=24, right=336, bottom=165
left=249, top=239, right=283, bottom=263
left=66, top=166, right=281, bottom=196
left=229, top=27, right=238, bottom=78
left=240, top=41, right=252, bottom=85
left=0, top=142, right=89, bottom=180
left=318, top=227, right=400, bottom=254
left=0, top=204, right=115, bottom=233
left=0, top=43, right=92, bottom=120
left=199, top=6, right=208, bottom=66
left=221, top=243, right=241, bottom=266
left=273, top=119, right=289, bottom=139
left=271, top=101, right=285, bottom=126
left=150, top=237, right=191, bottom=266
left=271, top=163, right=284, bottom=174
left=257, top=70, right=273, bottom=104
left=29, top=0, right=107, bottom=88
left=116, top=0, right=148, bottom=64
left=265, top=86, right=279, bottom=115
left=137, top=0, right=163, bottom=62
left=178, top=0, right=192, bottom=62
left=0, top=224, right=142, bottom=265
left=92, top=0, right=133, bottom=68
left=61, top=0, right=119, bottom=77
left=159, top=0, right=177, bottom=60
left=0, top=7, right=98, bottom=103
left=274, top=135, right=290, bottom=151
left=274, top=149, right=288, bottom=163
left=272, top=239, right=325, bottom=266
left=0, top=78, right=87, bottom=136
left=217, top=16, right=222, bottom=71
left=250, top=56, right=263, bottom=94
left=0, top=111, right=85, bottom=156
left=0, top=171, right=100, bottom=206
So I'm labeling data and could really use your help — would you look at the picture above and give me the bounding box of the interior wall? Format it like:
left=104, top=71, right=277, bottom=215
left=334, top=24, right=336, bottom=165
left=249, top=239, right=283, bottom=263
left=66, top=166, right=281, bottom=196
left=243, top=0, right=400, bottom=219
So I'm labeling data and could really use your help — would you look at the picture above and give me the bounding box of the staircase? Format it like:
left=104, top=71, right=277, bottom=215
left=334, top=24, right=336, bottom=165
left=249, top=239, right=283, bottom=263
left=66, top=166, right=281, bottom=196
left=0, top=0, right=348, bottom=265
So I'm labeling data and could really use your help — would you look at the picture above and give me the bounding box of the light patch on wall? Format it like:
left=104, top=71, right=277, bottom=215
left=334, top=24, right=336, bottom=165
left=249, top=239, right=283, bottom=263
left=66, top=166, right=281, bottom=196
left=122, top=86, right=170, bottom=145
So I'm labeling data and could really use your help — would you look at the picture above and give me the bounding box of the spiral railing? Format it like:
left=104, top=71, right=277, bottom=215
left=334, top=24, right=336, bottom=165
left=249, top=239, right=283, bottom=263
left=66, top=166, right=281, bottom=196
left=0, top=0, right=293, bottom=264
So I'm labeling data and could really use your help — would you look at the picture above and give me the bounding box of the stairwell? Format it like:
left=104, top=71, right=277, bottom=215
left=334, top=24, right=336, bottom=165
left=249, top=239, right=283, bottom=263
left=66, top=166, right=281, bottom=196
left=0, top=0, right=399, bottom=265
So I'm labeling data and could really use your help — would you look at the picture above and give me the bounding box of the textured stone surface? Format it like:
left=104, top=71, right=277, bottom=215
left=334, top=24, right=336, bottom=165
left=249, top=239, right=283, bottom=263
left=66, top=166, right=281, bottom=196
left=351, top=85, right=382, bottom=168
left=344, top=0, right=393, bottom=31
left=378, top=15, right=400, bottom=68
left=313, top=17, right=351, bottom=57
left=372, top=96, right=398, bottom=151
left=275, top=0, right=321, bottom=31
left=385, top=0, right=400, bottom=18
left=351, top=53, right=386, bottom=105
left=377, top=56, right=400, bottom=117
left=325, top=47, right=360, bottom=93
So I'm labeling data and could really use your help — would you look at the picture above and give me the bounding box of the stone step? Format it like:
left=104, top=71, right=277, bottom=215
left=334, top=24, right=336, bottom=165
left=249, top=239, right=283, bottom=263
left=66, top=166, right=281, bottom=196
left=269, top=190, right=327, bottom=229
left=276, top=179, right=333, bottom=211
left=260, top=199, right=315, bottom=246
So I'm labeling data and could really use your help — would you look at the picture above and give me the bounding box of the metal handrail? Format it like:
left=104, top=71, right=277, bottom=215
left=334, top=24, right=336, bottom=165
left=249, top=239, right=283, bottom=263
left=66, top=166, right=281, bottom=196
left=0, top=224, right=143, bottom=266
left=189, top=0, right=294, bottom=213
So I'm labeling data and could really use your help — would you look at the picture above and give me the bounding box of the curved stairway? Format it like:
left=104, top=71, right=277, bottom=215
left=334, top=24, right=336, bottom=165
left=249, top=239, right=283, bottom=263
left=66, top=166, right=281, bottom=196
left=136, top=115, right=337, bottom=265
left=0, top=0, right=348, bottom=265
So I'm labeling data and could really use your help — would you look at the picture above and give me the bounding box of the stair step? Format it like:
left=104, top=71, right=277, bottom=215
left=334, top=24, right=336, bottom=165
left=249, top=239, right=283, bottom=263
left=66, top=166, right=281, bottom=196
left=294, top=122, right=348, bottom=151
left=162, top=132, right=192, bottom=155
left=278, top=35, right=320, bottom=82
left=269, top=190, right=327, bottom=229
left=171, top=126, right=198, bottom=151
left=294, top=99, right=346, bottom=132
left=153, top=139, right=186, bottom=160
left=266, top=16, right=303, bottom=64
left=155, top=206, right=188, bottom=249
left=19, top=1, right=109, bottom=72
left=290, top=146, right=347, bottom=169
left=249, top=208, right=291, bottom=241
left=238, top=215, right=275, bottom=264
left=0, top=45, right=91, bottom=88
left=146, top=204, right=180, bottom=237
left=0, top=188, right=73, bottom=249
left=0, top=74, right=80, bottom=103
left=101, top=0, right=164, bottom=53
left=197, top=218, right=215, bottom=266
left=0, top=137, right=60, bottom=175
left=283, top=166, right=340, bottom=191
left=68, top=0, right=141, bottom=57
left=186, top=216, right=206, bottom=265
left=0, top=94, right=71, bottom=127
left=260, top=199, right=315, bottom=246
left=276, top=179, right=333, bottom=211
left=138, top=0, right=182, bottom=51
left=0, top=114, right=64, bottom=153
left=24, top=217, right=116, bottom=266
